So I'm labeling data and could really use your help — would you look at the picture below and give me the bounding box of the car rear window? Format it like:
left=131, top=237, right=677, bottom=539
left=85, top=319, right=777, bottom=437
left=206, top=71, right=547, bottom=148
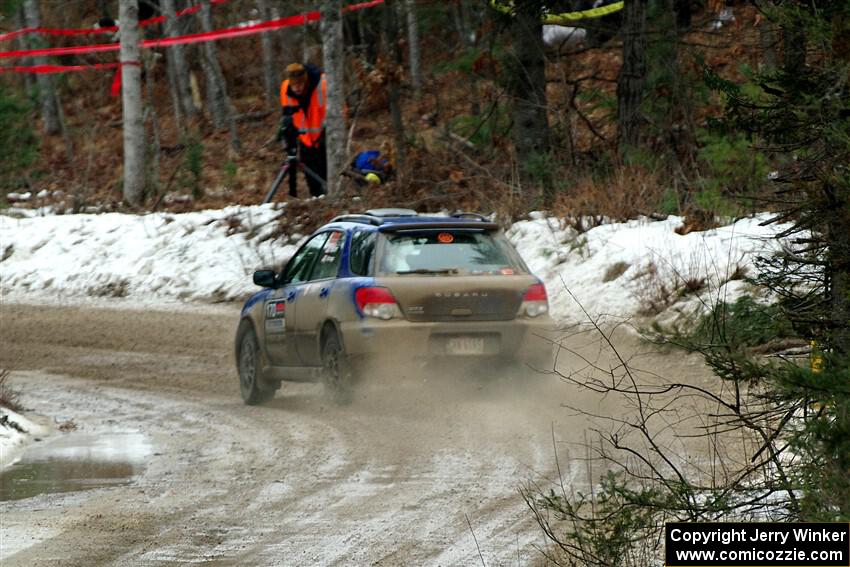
left=379, top=230, right=523, bottom=275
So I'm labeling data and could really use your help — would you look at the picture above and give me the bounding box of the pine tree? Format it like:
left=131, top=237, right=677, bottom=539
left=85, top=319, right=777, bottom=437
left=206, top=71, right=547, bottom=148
left=705, top=0, right=850, bottom=519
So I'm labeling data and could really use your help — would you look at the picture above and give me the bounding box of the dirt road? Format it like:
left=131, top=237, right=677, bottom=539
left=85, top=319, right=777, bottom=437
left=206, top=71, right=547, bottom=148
left=0, top=302, right=708, bottom=566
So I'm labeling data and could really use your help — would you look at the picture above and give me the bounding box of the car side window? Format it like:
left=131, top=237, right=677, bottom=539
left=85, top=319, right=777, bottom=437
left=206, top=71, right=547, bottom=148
left=282, top=233, right=329, bottom=285
left=310, top=231, right=344, bottom=281
left=349, top=230, right=376, bottom=276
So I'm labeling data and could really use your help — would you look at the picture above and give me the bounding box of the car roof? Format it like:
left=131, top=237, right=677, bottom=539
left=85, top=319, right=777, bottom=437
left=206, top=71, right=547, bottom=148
left=323, top=209, right=500, bottom=232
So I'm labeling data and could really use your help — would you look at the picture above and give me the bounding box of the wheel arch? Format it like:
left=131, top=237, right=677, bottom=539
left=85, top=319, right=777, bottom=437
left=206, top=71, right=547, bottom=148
left=235, top=317, right=258, bottom=362
left=319, top=319, right=344, bottom=354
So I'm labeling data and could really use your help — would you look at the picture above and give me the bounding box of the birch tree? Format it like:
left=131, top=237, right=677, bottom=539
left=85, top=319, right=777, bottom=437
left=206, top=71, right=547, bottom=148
left=119, top=0, right=146, bottom=206
left=22, top=0, right=60, bottom=135
left=322, top=0, right=345, bottom=196
left=198, top=0, right=240, bottom=150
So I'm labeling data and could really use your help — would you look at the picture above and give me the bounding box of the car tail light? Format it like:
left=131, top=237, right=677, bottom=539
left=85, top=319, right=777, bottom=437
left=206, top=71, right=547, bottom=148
left=355, top=286, right=402, bottom=320
left=519, top=283, right=548, bottom=317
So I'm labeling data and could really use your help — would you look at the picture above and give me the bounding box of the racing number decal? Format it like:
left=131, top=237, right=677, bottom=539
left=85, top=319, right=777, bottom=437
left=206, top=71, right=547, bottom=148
left=264, top=299, right=286, bottom=334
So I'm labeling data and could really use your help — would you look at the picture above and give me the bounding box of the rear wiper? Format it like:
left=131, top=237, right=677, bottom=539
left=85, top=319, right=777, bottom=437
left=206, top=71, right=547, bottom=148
left=396, top=268, right=459, bottom=275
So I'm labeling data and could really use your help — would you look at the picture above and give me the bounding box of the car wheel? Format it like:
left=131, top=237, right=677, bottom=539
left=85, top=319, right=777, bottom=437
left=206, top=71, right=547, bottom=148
left=322, top=332, right=353, bottom=404
left=238, top=326, right=274, bottom=405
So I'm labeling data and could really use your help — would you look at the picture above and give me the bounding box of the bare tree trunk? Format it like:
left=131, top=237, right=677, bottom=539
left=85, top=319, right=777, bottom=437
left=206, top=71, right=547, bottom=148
left=14, top=6, right=36, bottom=97
left=782, top=20, right=806, bottom=73
left=119, top=0, right=146, bottom=207
left=165, top=50, right=185, bottom=131
left=455, top=0, right=480, bottom=116
left=162, top=0, right=197, bottom=123
left=257, top=0, right=279, bottom=108
left=55, top=92, right=74, bottom=163
left=358, top=9, right=379, bottom=64
left=451, top=1, right=466, bottom=46
left=405, top=0, right=422, bottom=96
left=382, top=0, right=406, bottom=174
left=508, top=3, right=550, bottom=195
left=760, top=20, right=779, bottom=69
left=657, top=0, right=694, bottom=169
left=198, top=0, right=240, bottom=150
left=199, top=2, right=227, bottom=128
left=23, top=0, right=60, bottom=135
left=617, top=0, right=648, bottom=158
left=830, top=205, right=850, bottom=358
left=275, top=3, right=301, bottom=66
left=322, top=0, right=345, bottom=196
left=144, top=52, right=162, bottom=199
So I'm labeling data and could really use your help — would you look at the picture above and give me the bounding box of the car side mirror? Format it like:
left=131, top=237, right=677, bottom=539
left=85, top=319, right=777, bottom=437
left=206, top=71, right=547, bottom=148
left=253, top=270, right=277, bottom=288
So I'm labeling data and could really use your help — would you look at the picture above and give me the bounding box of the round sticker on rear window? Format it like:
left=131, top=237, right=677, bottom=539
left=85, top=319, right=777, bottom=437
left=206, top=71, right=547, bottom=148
left=437, top=232, right=454, bottom=244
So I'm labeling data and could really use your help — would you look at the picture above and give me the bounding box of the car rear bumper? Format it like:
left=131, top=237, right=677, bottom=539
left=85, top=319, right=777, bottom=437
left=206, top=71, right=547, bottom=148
left=339, top=317, right=557, bottom=369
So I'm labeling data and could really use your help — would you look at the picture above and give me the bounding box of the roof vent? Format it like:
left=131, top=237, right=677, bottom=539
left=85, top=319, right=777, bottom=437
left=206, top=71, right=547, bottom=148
left=364, top=208, right=419, bottom=217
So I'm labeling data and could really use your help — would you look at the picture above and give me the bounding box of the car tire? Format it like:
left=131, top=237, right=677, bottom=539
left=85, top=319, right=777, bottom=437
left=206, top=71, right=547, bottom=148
left=237, top=326, right=275, bottom=405
left=322, top=332, right=353, bottom=405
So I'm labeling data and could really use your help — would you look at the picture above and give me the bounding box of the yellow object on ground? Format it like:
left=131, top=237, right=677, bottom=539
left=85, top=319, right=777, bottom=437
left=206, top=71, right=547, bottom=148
left=811, top=340, right=824, bottom=374
left=490, top=0, right=624, bottom=23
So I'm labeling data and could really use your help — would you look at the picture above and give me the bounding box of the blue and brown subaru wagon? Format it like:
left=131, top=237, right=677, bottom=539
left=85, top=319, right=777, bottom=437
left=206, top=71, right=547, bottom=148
left=235, top=209, right=554, bottom=404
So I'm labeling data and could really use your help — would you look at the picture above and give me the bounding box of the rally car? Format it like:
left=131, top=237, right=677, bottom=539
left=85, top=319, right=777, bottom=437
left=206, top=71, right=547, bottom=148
left=234, top=208, right=554, bottom=404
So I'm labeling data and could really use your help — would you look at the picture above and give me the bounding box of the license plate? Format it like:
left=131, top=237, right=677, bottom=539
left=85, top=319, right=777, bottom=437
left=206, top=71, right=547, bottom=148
left=446, top=337, right=485, bottom=355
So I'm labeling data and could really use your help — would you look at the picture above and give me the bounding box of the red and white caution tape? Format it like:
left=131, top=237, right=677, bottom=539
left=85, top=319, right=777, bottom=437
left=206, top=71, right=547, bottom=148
left=0, top=62, right=121, bottom=74
left=0, top=0, right=384, bottom=66
left=0, top=0, right=229, bottom=43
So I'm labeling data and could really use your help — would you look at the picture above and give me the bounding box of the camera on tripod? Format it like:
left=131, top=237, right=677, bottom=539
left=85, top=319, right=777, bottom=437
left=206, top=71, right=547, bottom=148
left=263, top=104, right=327, bottom=203
left=278, top=105, right=300, bottom=155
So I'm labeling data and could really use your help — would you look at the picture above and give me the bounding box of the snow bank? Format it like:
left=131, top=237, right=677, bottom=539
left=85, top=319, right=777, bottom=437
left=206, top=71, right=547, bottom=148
left=0, top=407, right=52, bottom=469
left=508, top=213, right=788, bottom=323
left=0, top=208, right=791, bottom=462
left=1, top=207, right=789, bottom=322
left=1, top=205, right=298, bottom=304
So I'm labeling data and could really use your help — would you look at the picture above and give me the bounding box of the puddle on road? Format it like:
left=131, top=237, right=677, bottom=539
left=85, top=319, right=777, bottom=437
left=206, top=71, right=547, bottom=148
left=0, top=432, right=152, bottom=501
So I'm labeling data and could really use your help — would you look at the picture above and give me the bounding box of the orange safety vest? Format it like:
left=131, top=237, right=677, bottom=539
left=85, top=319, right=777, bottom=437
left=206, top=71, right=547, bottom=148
left=280, top=74, right=327, bottom=148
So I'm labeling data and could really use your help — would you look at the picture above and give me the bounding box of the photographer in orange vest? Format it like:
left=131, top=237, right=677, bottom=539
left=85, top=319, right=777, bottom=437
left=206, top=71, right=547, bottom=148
left=279, top=62, right=328, bottom=198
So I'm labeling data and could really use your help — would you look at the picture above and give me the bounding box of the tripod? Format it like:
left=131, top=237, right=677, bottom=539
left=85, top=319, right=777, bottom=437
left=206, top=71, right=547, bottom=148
left=262, top=139, right=327, bottom=204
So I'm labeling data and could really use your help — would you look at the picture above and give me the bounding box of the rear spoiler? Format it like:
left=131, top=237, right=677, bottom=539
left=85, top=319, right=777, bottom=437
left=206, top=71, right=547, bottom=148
left=378, top=221, right=500, bottom=232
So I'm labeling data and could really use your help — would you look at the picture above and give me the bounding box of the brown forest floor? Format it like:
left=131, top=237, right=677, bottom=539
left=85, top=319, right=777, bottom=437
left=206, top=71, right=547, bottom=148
left=11, top=2, right=766, bottom=233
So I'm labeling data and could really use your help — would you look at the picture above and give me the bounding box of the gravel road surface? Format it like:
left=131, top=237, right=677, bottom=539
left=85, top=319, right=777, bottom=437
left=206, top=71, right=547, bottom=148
left=0, top=302, right=708, bottom=566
